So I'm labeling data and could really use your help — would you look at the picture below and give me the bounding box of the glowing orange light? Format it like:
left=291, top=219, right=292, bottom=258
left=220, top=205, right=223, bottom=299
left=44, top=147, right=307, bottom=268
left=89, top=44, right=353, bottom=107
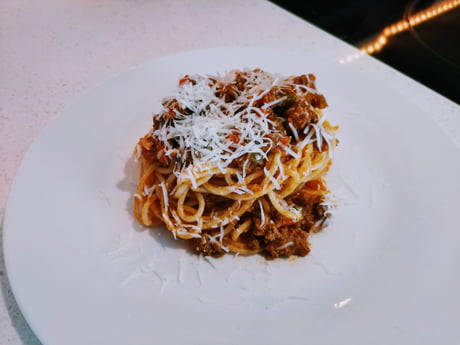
left=359, top=0, right=459, bottom=56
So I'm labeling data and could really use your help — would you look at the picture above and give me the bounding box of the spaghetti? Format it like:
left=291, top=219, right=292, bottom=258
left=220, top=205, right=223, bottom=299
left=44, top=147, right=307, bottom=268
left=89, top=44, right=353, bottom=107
left=134, top=69, right=338, bottom=259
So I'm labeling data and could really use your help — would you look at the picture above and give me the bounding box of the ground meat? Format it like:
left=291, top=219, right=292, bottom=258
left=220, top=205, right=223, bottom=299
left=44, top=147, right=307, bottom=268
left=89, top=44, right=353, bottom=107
left=251, top=211, right=310, bottom=259
left=292, top=74, right=316, bottom=89
left=249, top=212, right=309, bottom=258
left=189, top=235, right=226, bottom=257
left=262, top=225, right=310, bottom=259
left=284, top=100, right=319, bottom=131
left=254, top=90, right=278, bottom=107
left=234, top=72, right=247, bottom=91
left=290, top=182, right=329, bottom=233
left=139, top=135, right=172, bottom=166
left=291, top=74, right=328, bottom=109
left=190, top=181, right=329, bottom=259
left=232, top=232, right=261, bottom=252
left=310, top=93, right=328, bottom=109
left=179, top=75, right=196, bottom=85
left=161, top=99, right=183, bottom=119
left=217, top=83, right=239, bottom=102
left=226, top=130, right=240, bottom=145
left=256, top=182, right=328, bottom=258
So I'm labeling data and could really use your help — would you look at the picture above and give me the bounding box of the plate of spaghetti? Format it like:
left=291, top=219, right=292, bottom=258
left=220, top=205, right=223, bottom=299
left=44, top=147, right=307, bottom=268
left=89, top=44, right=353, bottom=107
left=134, top=69, right=338, bottom=259
left=4, top=47, right=460, bottom=345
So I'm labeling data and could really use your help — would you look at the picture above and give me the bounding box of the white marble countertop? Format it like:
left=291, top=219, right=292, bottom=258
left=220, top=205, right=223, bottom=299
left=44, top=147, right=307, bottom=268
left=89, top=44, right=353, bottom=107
left=1, top=1, right=459, bottom=344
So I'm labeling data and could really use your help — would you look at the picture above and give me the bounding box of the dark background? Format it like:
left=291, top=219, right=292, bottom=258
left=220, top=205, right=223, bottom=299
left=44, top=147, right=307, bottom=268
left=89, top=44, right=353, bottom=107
left=270, top=0, right=460, bottom=104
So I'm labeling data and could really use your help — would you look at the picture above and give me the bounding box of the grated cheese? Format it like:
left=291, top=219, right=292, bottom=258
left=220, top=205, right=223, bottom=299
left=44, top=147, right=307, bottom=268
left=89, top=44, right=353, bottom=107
left=275, top=155, right=285, bottom=180
left=150, top=69, right=329, bottom=173
left=270, top=176, right=281, bottom=190
left=288, top=122, right=299, bottom=141
left=159, top=182, right=169, bottom=209
left=143, top=184, right=156, bottom=197
left=258, top=200, right=265, bottom=226
left=144, top=70, right=337, bottom=242
left=278, top=143, right=300, bottom=159
left=262, top=96, right=287, bottom=110
left=277, top=241, right=294, bottom=250
left=135, top=144, right=142, bottom=158
left=153, top=72, right=280, bottom=171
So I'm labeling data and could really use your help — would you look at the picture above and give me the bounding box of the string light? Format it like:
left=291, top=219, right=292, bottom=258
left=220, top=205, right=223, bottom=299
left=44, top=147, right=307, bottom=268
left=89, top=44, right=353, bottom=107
left=361, top=0, right=460, bottom=55
left=339, top=0, right=460, bottom=63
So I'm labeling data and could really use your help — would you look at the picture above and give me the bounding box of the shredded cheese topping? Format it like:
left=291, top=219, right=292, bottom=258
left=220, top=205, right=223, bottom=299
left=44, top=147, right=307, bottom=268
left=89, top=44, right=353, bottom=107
left=150, top=69, right=329, bottom=173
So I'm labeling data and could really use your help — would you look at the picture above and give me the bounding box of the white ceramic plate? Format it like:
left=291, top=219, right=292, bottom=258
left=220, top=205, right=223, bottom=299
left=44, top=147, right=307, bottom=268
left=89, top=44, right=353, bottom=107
left=4, top=47, right=460, bottom=345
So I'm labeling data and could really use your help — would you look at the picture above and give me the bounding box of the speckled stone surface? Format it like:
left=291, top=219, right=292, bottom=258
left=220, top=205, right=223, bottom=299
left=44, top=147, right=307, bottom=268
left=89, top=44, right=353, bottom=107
left=1, top=1, right=459, bottom=344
